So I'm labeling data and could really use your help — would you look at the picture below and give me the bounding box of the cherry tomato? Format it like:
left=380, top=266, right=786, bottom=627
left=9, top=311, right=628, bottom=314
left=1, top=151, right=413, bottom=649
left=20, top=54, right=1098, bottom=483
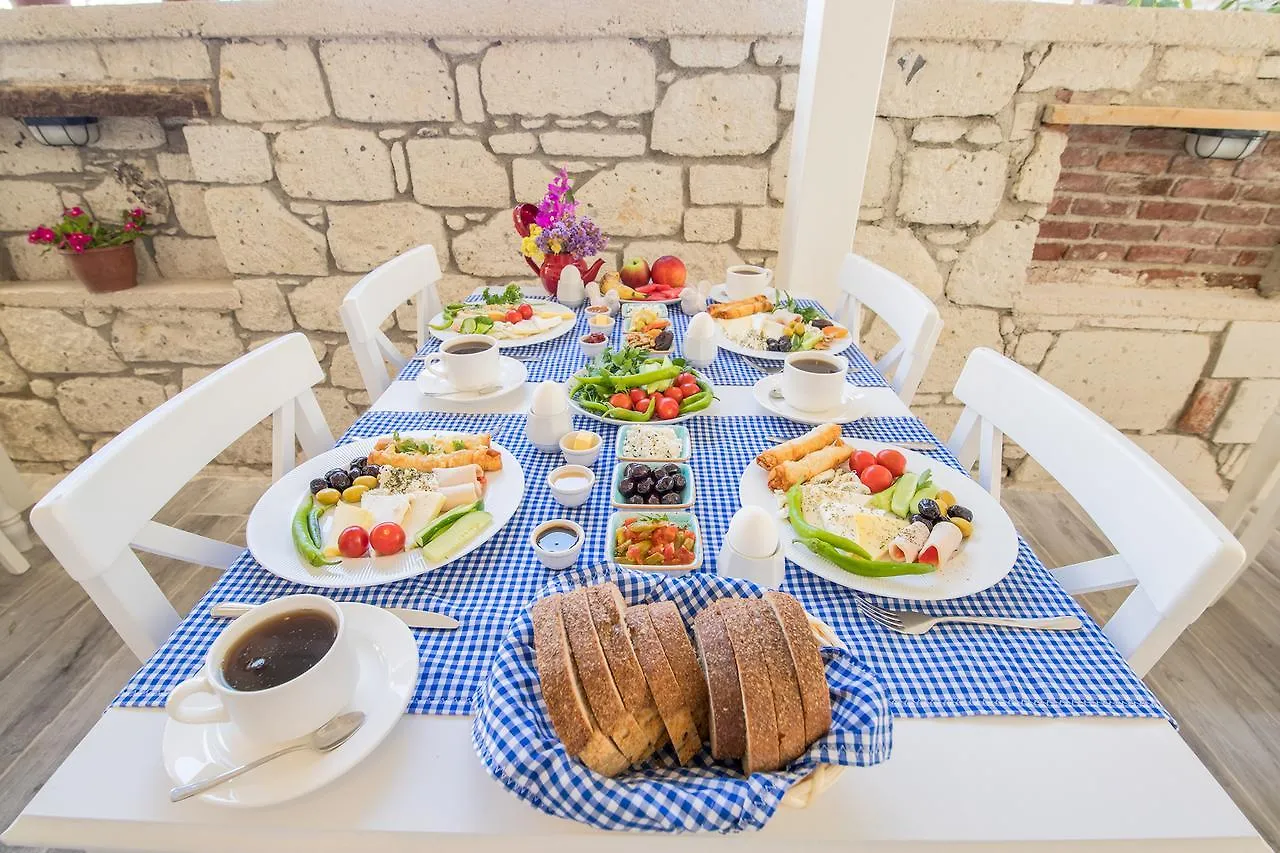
left=609, top=392, right=632, bottom=410
left=369, top=522, right=406, bottom=556
left=629, top=388, right=647, bottom=403
left=677, top=372, right=697, bottom=386
left=337, top=526, right=369, bottom=559
left=859, top=464, right=894, bottom=494
left=656, top=397, right=680, bottom=420
left=505, top=309, right=522, bottom=324
left=663, top=386, right=684, bottom=402
left=518, top=303, right=533, bottom=319
left=678, top=380, right=701, bottom=397
left=876, top=449, right=907, bottom=478
left=633, top=395, right=651, bottom=413
left=851, top=450, right=877, bottom=474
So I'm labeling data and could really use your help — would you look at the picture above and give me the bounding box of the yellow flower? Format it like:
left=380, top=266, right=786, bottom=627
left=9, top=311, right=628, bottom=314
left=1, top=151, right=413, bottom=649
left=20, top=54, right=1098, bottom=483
left=528, top=224, right=542, bottom=238
left=520, top=235, right=544, bottom=263
left=547, top=238, right=564, bottom=254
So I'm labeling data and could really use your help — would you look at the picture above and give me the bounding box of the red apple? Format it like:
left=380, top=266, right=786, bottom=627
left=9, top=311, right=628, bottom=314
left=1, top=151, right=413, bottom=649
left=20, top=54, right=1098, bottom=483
left=650, top=255, right=687, bottom=288
left=619, top=257, right=650, bottom=288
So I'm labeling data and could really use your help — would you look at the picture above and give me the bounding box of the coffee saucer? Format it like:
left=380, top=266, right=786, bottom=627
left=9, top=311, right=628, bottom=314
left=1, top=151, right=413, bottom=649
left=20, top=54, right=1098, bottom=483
left=161, top=603, right=418, bottom=807
left=751, top=374, right=868, bottom=425
left=708, top=283, right=777, bottom=304
left=416, top=355, right=527, bottom=402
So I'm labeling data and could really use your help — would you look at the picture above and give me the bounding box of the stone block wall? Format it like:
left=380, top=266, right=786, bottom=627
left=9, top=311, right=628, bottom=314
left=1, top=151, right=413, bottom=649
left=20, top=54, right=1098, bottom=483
left=0, top=0, right=1279, bottom=501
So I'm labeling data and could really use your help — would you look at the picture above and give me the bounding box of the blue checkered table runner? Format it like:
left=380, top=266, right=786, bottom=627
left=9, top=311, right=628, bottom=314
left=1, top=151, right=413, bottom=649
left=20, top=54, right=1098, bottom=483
left=114, top=409, right=1168, bottom=724
left=397, top=296, right=887, bottom=389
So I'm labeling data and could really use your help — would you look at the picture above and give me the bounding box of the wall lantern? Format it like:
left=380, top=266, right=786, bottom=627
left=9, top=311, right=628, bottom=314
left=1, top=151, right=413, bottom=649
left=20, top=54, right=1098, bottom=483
left=1185, top=128, right=1266, bottom=160
left=23, top=117, right=100, bottom=147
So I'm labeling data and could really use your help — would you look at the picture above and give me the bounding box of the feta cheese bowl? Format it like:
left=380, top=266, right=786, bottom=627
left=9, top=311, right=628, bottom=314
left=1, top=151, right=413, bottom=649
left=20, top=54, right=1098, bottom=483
left=616, top=424, right=691, bottom=462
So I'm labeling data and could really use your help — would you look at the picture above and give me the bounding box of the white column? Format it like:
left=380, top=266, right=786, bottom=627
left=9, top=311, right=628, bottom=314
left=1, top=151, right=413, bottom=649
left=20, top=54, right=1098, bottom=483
left=776, top=0, right=896, bottom=306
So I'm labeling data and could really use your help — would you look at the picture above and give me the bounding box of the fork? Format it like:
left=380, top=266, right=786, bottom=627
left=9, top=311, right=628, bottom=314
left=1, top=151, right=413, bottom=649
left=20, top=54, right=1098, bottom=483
left=741, top=358, right=782, bottom=376
left=854, top=597, right=1083, bottom=635
left=764, top=434, right=938, bottom=452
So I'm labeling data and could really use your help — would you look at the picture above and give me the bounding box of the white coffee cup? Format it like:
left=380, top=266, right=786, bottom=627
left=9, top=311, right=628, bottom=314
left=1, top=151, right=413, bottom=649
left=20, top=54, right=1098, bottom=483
left=423, top=334, right=500, bottom=391
left=781, top=351, right=849, bottom=413
left=725, top=264, right=773, bottom=301
left=165, top=595, right=358, bottom=745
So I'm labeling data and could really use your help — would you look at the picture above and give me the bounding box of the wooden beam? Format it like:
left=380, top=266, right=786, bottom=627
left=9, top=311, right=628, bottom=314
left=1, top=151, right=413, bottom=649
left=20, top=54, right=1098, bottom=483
left=0, top=82, right=214, bottom=118
left=1043, top=103, right=1280, bottom=133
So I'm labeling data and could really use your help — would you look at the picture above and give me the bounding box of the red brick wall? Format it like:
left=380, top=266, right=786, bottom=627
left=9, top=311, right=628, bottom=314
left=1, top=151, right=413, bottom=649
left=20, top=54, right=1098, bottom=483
left=1033, top=126, right=1280, bottom=289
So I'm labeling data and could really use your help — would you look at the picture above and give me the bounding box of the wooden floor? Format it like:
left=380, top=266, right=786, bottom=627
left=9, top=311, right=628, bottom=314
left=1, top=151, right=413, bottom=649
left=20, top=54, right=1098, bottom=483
left=0, top=478, right=1276, bottom=852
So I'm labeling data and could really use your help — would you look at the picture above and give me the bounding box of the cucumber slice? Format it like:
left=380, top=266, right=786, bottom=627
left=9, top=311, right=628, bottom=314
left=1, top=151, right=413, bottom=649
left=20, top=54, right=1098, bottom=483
left=422, top=511, right=493, bottom=563
left=890, top=472, right=919, bottom=518
left=410, top=500, right=482, bottom=548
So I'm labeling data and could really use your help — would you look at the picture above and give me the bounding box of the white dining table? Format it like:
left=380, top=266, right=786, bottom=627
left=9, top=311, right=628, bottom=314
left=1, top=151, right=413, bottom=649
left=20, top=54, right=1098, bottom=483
left=3, top=342, right=1268, bottom=851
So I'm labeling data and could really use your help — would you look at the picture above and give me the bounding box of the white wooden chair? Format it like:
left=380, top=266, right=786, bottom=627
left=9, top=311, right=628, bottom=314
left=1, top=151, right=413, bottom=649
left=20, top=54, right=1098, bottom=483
left=1214, top=407, right=1280, bottom=600
left=831, top=252, right=942, bottom=405
left=0, top=441, right=34, bottom=575
left=339, top=244, right=444, bottom=399
left=29, top=334, right=335, bottom=661
left=946, top=347, right=1244, bottom=678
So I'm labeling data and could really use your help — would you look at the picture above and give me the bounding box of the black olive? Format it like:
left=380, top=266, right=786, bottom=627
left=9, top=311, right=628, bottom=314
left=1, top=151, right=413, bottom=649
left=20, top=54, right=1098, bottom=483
left=619, top=478, right=636, bottom=497
left=909, top=513, right=935, bottom=530
left=947, top=505, right=974, bottom=522
left=626, top=463, right=650, bottom=480
left=654, top=476, right=674, bottom=494
left=646, top=494, right=662, bottom=505
left=361, top=465, right=381, bottom=479
left=916, top=498, right=942, bottom=521
left=326, top=470, right=352, bottom=491
left=661, top=463, right=680, bottom=477
left=671, top=473, right=687, bottom=491
left=349, top=456, right=367, bottom=470
left=309, top=478, right=328, bottom=494
left=661, top=492, right=681, bottom=505
left=654, top=330, right=674, bottom=351
left=634, top=478, right=653, bottom=496
left=325, top=468, right=345, bottom=481
left=812, top=318, right=833, bottom=329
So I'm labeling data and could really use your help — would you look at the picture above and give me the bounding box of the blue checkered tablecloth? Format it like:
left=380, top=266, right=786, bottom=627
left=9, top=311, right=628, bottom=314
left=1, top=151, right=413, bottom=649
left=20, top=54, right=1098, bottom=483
left=397, top=296, right=888, bottom=389
left=113, top=409, right=1169, bottom=725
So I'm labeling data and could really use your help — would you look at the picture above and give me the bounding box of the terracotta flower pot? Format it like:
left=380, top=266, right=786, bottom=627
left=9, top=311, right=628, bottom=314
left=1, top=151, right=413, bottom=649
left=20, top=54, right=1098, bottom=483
left=61, top=244, right=138, bottom=293
left=12, top=0, right=72, bottom=6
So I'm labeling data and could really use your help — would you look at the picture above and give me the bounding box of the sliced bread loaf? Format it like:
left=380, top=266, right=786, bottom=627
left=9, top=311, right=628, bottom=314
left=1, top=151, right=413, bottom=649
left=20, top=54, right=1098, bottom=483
left=719, top=598, right=782, bottom=774
left=746, top=598, right=807, bottom=766
left=586, top=583, right=666, bottom=755
left=764, top=590, right=831, bottom=744
left=561, top=587, right=652, bottom=763
left=625, top=604, right=703, bottom=764
left=650, top=600, right=709, bottom=741
left=692, top=600, right=747, bottom=761
left=530, top=594, right=629, bottom=777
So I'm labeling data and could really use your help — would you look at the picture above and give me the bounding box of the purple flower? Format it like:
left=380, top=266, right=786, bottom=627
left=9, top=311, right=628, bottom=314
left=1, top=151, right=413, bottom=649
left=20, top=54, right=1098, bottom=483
left=534, top=213, right=608, bottom=258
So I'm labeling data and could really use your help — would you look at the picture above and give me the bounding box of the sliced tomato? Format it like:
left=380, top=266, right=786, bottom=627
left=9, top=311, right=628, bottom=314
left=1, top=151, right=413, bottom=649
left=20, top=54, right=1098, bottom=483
left=918, top=545, right=940, bottom=566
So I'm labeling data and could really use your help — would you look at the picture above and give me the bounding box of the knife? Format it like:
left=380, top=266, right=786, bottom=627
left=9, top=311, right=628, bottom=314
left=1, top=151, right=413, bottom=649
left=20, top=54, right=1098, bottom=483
left=210, top=601, right=460, bottom=630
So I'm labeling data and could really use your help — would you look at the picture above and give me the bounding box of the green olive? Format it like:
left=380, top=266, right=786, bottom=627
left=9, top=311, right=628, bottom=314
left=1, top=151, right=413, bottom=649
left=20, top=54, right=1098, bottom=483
left=352, top=475, right=378, bottom=489
left=315, top=487, right=341, bottom=506
left=342, top=484, right=367, bottom=503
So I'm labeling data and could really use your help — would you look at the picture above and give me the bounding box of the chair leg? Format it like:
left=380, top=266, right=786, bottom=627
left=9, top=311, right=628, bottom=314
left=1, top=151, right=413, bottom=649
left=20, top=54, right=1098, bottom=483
left=0, top=492, right=32, bottom=552
left=0, top=530, right=30, bottom=575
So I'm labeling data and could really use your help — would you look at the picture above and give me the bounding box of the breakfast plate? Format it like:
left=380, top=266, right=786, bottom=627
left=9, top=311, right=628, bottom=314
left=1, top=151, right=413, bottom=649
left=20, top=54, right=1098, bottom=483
left=429, top=299, right=576, bottom=350
left=161, top=603, right=417, bottom=807
left=751, top=374, right=868, bottom=425
left=416, top=355, right=527, bottom=402
left=246, top=432, right=524, bottom=588
left=740, top=438, right=1018, bottom=600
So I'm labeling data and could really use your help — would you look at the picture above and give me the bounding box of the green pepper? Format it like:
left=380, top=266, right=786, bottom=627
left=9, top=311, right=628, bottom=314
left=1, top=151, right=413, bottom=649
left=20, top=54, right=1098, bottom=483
left=576, top=400, right=609, bottom=414
left=678, top=391, right=709, bottom=410
left=609, top=364, right=681, bottom=390
left=797, top=537, right=935, bottom=577
left=428, top=314, right=453, bottom=330
left=786, top=486, right=872, bottom=559
left=677, top=396, right=712, bottom=415
left=292, top=496, right=338, bottom=569
left=606, top=397, right=656, bottom=422
left=306, top=502, right=324, bottom=548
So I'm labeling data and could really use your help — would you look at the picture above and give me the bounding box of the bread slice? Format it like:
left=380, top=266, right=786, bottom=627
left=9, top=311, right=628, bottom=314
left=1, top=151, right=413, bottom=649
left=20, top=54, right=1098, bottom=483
left=693, top=599, right=747, bottom=762
left=719, top=598, right=782, bottom=774
left=530, top=595, right=630, bottom=777
left=649, top=600, right=709, bottom=741
left=764, top=591, right=831, bottom=744
left=586, top=583, right=666, bottom=756
left=746, top=598, right=807, bottom=766
left=625, top=604, right=703, bottom=764
left=561, top=588, right=651, bottom=763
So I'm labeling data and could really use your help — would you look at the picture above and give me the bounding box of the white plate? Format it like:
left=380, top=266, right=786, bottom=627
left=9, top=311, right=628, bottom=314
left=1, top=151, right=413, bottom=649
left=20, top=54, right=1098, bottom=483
left=739, top=439, right=1019, bottom=600
left=246, top=432, right=524, bottom=588
left=714, top=322, right=854, bottom=362
left=708, top=283, right=777, bottom=304
left=568, top=394, right=716, bottom=426
left=161, top=603, right=418, bottom=807
left=619, top=293, right=684, bottom=305
left=415, top=356, right=527, bottom=402
left=429, top=302, right=576, bottom=349
left=751, top=374, right=868, bottom=425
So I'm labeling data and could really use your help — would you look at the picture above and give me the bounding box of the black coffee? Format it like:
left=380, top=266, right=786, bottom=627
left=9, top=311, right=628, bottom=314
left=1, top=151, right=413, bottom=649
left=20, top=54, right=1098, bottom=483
left=222, top=609, right=337, bottom=692
left=791, top=358, right=839, bottom=374
left=732, top=267, right=765, bottom=276
left=446, top=342, right=492, bottom=355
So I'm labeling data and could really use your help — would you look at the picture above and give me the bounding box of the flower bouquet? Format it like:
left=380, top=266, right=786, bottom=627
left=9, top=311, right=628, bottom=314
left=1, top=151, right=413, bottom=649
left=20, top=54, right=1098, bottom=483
left=29, top=207, right=148, bottom=293
left=513, top=168, right=607, bottom=297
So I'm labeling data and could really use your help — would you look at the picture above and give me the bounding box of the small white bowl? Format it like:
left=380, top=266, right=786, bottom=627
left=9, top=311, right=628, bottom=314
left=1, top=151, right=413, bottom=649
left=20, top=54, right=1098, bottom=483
left=560, top=430, right=602, bottom=466
left=548, top=464, right=596, bottom=508
left=580, top=333, right=608, bottom=359
left=587, top=314, right=616, bottom=332
left=531, top=519, right=585, bottom=571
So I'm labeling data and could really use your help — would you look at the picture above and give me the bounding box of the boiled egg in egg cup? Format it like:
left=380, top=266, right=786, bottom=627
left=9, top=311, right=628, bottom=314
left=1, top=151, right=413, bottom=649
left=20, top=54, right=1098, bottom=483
left=717, top=505, right=785, bottom=588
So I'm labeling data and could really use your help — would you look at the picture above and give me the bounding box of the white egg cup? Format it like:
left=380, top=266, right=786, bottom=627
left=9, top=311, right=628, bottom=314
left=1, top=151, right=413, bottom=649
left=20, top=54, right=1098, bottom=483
left=716, top=539, right=787, bottom=589
left=684, top=337, right=717, bottom=369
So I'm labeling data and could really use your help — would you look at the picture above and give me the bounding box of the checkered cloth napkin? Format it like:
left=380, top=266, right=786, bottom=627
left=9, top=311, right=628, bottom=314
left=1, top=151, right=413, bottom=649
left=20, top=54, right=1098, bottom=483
left=471, top=561, right=891, bottom=834
left=397, top=296, right=888, bottom=389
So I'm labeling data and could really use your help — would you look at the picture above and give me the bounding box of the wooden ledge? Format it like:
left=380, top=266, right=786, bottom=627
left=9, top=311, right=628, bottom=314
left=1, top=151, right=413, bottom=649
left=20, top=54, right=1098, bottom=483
left=1043, top=104, right=1280, bottom=133
left=0, top=82, right=214, bottom=118
left=0, top=279, right=239, bottom=310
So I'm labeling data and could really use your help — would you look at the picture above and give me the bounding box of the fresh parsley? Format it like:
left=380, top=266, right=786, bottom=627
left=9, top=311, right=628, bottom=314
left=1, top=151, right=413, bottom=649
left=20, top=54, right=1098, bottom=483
left=482, top=283, right=524, bottom=306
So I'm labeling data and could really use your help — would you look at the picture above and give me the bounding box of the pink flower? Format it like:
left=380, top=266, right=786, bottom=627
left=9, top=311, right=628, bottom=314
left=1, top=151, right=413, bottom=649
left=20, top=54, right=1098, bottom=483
left=27, top=226, right=55, bottom=245
left=64, top=232, right=92, bottom=254
left=129, top=207, right=146, bottom=219
left=63, top=207, right=84, bottom=218
left=124, top=221, right=139, bottom=232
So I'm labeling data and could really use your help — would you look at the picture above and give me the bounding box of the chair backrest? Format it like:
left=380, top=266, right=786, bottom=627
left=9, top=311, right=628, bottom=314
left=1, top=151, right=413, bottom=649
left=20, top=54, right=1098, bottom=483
left=946, top=347, right=1244, bottom=677
left=339, top=244, right=443, bottom=399
left=831, top=252, right=942, bottom=404
left=1214, top=406, right=1280, bottom=598
left=30, top=333, right=335, bottom=660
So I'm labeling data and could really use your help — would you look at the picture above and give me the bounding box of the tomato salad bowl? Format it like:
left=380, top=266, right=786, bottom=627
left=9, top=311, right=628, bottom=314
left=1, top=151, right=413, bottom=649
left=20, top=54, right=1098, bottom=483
left=567, top=347, right=715, bottom=426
